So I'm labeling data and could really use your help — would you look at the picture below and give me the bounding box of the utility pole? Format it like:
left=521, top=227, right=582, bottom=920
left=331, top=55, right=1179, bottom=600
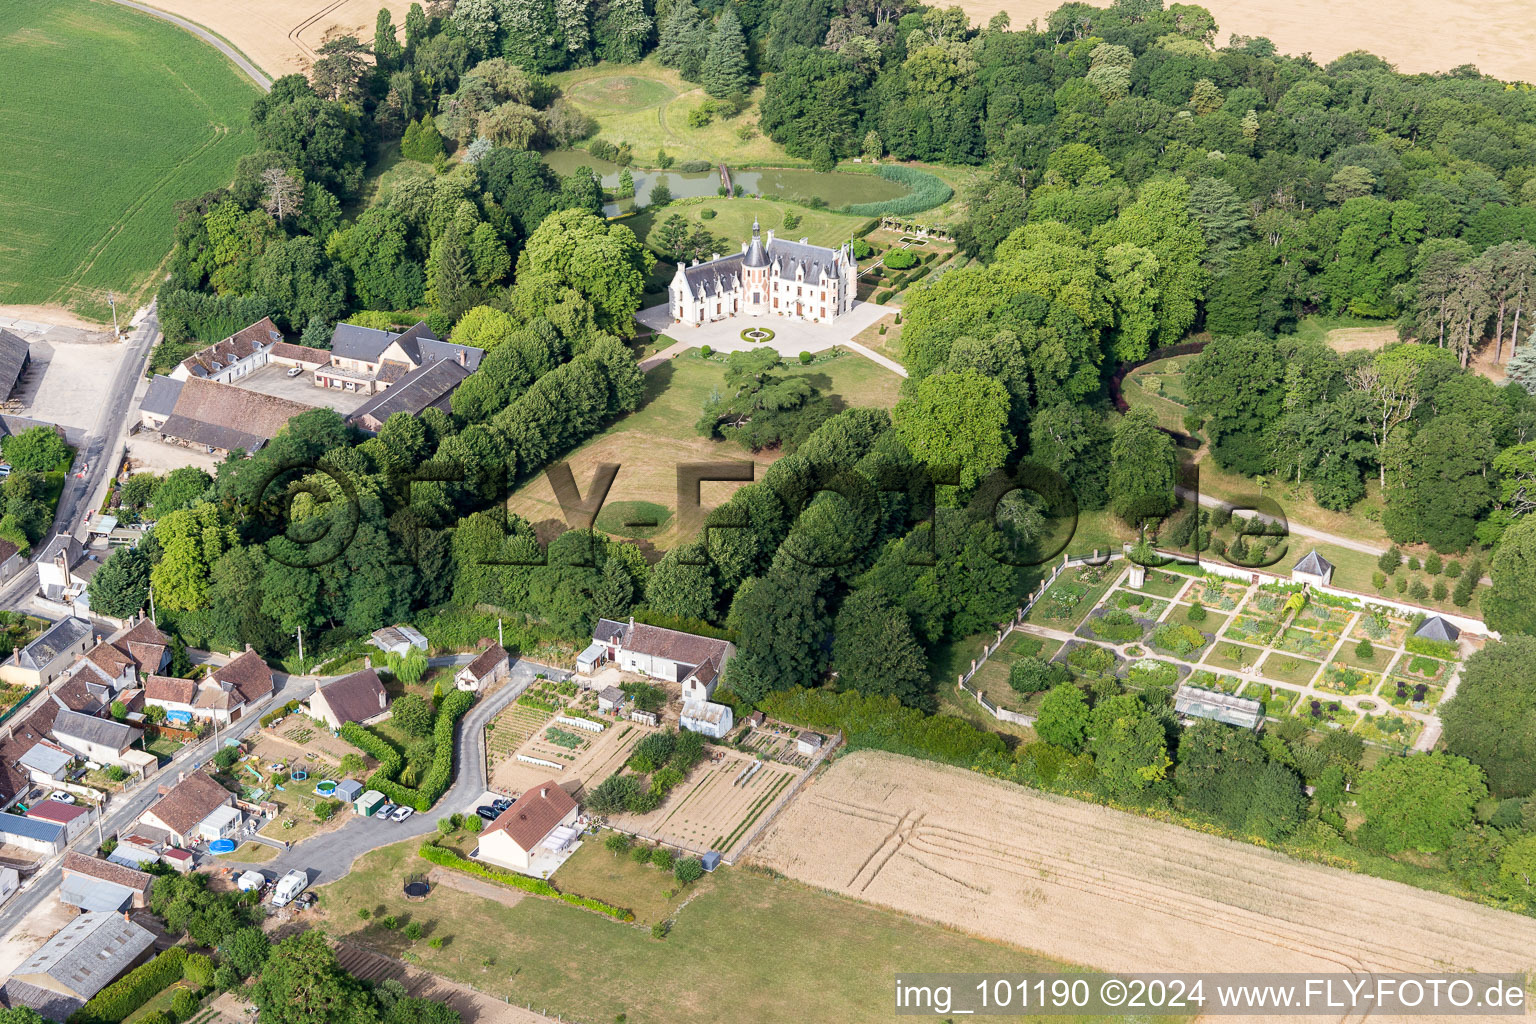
left=498, top=618, right=503, bottom=648
left=107, top=292, right=119, bottom=340
left=296, top=626, right=303, bottom=668
left=148, top=588, right=156, bottom=626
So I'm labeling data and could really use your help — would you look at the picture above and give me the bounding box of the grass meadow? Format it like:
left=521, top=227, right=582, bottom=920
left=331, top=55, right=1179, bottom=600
left=0, top=0, right=256, bottom=318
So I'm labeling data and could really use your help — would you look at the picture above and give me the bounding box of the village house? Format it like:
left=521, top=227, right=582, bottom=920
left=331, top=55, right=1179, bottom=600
left=145, top=647, right=273, bottom=725
left=580, top=618, right=734, bottom=703
left=59, top=851, right=154, bottom=911
left=0, top=538, right=23, bottom=585
left=348, top=359, right=471, bottom=433
left=138, top=374, right=184, bottom=431
left=168, top=317, right=282, bottom=384
left=455, top=640, right=508, bottom=692
left=308, top=667, right=388, bottom=730
left=477, top=780, right=580, bottom=875
left=137, top=772, right=237, bottom=849
left=668, top=218, right=858, bottom=326
left=15, top=740, right=73, bottom=785
left=50, top=710, right=144, bottom=770
left=317, top=321, right=483, bottom=395
left=0, top=912, right=156, bottom=1021
left=1, top=617, right=93, bottom=688
left=35, top=535, right=88, bottom=607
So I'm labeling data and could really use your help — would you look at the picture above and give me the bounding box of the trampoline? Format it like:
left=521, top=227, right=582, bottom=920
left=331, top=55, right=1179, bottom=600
left=403, top=880, right=430, bottom=900
left=292, top=770, right=309, bottom=782
left=209, top=839, right=237, bottom=854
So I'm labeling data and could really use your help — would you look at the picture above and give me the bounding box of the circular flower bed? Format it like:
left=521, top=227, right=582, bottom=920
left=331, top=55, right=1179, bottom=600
left=740, top=326, right=776, bottom=343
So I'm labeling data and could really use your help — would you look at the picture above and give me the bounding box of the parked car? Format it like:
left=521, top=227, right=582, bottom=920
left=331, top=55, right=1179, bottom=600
left=376, top=803, right=398, bottom=819
left=475, top=805, right=498, bottom=821
left=492, top=798, right=512, bottom=812
left=286, top=365, right=305, bottom=377
left=390, top=805, right=414, bottom=822
left=49, top=792, right=75, bottom=804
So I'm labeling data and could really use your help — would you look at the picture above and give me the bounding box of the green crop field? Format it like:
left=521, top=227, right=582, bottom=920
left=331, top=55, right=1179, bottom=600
left=0, top=0, right=257, bottom=319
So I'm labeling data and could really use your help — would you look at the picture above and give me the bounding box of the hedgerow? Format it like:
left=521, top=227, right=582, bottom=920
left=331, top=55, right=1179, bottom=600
left=760, top=688, right=1003, bottom=765
left=1405, top=636, right=1458, bottom=660
left=417, top=843, right=632, bottom=920
left=70, top=947, right=187, bottom=1024
left=840, top=165, right=952, bottom=217
left=342, top=690, right=475, bottom=811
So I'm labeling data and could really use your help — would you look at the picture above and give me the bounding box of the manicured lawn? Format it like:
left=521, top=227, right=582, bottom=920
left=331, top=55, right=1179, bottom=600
left=0, top=0, right=257, bottom=317
left=318, top=839, right=1089, bottom=1024
left=552, top=832, right=690, bottom=925
left=550, top=61, right=790, bottom=165
left=626, top=197, right=871, bottom=254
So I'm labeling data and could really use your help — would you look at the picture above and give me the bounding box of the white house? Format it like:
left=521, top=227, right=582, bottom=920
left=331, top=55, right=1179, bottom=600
left=680, top=699, right=733, bottom=739
left=668, top=218, right=858, bottom=326
left=1291, top=550, right=1335, bottom=587
left=582, top=619, right=734, bottom=702
left=168, top=317, right=282, bottom=383
left=138, top=772, right=235, bottom=848
left=0, top=615, right=92, bottom=688
left=455, top=641, right=508, bottom=691
left=477, top=781, right=579, bottom=875
left=50, top=710, right=142, bottom=767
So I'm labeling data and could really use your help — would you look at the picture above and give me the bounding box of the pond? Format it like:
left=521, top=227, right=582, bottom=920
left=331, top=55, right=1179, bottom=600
left=540, top=150, right=909, bottom=215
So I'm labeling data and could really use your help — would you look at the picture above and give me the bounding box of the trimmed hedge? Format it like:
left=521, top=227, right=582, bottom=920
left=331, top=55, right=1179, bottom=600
left=342, top=690, right=475, bottom=811
left=259, top=699, right=301, bottom=728
left=1404, top=636, right=1458, bottom=660
left=761, top=688, right=1003, bottom=765
left=70, top=947, right=187, bottom=1024
left=418, top=843, right=632, bottom=920
left=840, top=165, right=952, bottom=217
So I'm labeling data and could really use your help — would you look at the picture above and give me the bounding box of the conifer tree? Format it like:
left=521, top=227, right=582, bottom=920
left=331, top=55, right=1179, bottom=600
left=700, top=7, right=749, bottom=98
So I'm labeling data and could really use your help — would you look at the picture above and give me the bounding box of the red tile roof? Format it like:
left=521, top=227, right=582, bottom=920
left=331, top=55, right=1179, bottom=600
left=146, top=773, right=232, bottom=837
left=315, top=669, right=386, bottom=725
left=143, top=676, right=196, bottom=704
left=62, top=851, right=153, bottom=895
left=27, top=800, right=87, bottom=825
left=488, top=781, right=577, bottom=851
left=463, top=643, right=507, bottom=680
left=214, top=650, right=273, bottom=703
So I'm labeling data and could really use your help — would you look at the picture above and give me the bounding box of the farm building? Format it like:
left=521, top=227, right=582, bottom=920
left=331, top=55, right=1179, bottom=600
left=456, top=640, right=508, bottom=691
left=319, top=321, right=483, bottom=395
left=168, top=317, right=282, bottom=383
left=582, top=618, right=734, bottom=702
left=477, top=780, right=579, bottom=875
left=597, top=686, right=625, bottom=712
left=0, top=812, right=65, bottom=855
left=367, top=624, right=428, bottom=657
left=138, top=375, right=184, bottom=430
left=348, top=359, right=471, bottom=433
left=1291, top=550, right=1335, bottom=587
left=157, top=377, right=311, bottom=457
left=1, top=912, right=156, bottom=1020
left=680, top=700, right=733, bottom=739
left=60, top=852, right=152, bottom=910
left=1414, top=616, right=1461, bottom=644
left=796, top=731, right=823, bottom=756
left=1174, top=685, right=1265, bottom=730
left=308, top=668, right=388, bottom=730
left=0, top=329, right=32, bottom=400
left=138, top=772, right=236, bottom=848
left=27, top=800, right=92, bottom=843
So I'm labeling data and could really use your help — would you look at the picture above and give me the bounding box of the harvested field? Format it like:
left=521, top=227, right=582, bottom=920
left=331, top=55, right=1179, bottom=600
left=955, top=0, right=1536, bottom=83
left=754, top=751, right=1536, bottom=977
left=140, top=0, right=416, bottom=79
left=609, top=747, right=799, bottom=858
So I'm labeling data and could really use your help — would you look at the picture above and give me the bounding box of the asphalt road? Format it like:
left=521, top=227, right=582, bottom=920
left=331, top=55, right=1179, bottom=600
left=101, top=0, right=272, bottom=91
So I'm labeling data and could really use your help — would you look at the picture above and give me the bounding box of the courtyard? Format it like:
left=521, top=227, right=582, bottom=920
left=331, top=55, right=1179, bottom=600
left=975, top=559, right=1478, bottom=753
left=233, top=362, right=371, bottom=414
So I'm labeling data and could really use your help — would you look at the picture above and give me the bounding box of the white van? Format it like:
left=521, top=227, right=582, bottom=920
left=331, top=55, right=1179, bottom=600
left=271, top=869, right=308, bottom=908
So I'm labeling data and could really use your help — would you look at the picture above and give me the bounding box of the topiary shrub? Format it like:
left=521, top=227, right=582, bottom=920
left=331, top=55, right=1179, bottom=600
left=798, top=351, right=813, bottom=364
left=883, top=249, right=918, bottom=270
left=700, top=345, right=712, bottom=357
left=699, top=208, right=716, bottom=219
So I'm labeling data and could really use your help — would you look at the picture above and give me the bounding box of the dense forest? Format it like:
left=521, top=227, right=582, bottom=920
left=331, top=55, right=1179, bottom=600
left=87, top=0, right=1536, bottom=913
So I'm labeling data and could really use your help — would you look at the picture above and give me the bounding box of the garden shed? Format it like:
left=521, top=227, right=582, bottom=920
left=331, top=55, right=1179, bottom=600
left=355, top=790, right=385, bottom=817
left=335, top=780, right=364, bottom=803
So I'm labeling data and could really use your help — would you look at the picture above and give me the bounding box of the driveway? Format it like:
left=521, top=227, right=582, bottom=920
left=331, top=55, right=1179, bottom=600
left=212, top=658, right=570, bottom=888
left=635, top=299, right=897, bottom=365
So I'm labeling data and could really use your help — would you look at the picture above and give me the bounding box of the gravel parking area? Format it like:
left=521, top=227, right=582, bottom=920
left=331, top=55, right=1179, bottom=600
left=235, top=363, right=370, bottom=415
left=4, top=319, right=124, bottom=431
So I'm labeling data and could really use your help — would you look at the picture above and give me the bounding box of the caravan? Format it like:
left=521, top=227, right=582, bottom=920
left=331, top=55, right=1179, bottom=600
left=271, top=869, right=308, bottom=908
